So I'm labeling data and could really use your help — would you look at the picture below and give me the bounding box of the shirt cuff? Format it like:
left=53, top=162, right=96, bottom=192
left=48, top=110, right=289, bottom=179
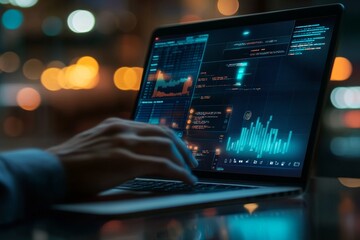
left=0, top=149, right=66, bottom=218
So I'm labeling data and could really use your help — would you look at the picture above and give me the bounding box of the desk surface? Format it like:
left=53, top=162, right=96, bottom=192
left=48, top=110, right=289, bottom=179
left=1, top=177, right=360, bottom=239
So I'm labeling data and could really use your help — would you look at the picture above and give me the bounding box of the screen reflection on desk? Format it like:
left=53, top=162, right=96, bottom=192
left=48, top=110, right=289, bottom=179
left=99, top=201, right=306, bottom=240
left=226, top=208, right=304, bottom=240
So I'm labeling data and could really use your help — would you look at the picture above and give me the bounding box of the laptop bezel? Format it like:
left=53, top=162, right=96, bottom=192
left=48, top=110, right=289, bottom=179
left=131, top=4, right=344, bottom=189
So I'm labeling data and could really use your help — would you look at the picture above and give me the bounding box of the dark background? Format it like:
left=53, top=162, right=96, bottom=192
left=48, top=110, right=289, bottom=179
left=0, top=0, right=359, bottom=177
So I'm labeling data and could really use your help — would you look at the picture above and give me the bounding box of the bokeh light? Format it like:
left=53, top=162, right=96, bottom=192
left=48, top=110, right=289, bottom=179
left=16, top=87, right=41, bottom=111
left=40, top=56, right=99, bottom=91
left=217, top=0, right=239, bottom=16
left=331, top=87, right=360, bottom=109
left=338, top=178, right=360, bottom=188
left=23, top=58, right=44, bottom=80
left=42, top=16, right=62, bottom=36
left=0, top=51, right=21, bottom=73
left=330, top=57, right=352, bottom=81
left=47, top=60, right=65, bottom=68
left=67, top=10, right=95, bottom=33
left=41, top=67, right=62, bottom=91
left=331, top=137, right=360, bottom=157
left=343, top=110, right=360, bottom=128
left=11, top=0, right=38, bottom=8
left=1, top=9, right=24, bottom=30
left=3, top=116, right=24, bottom=137
left=114, top=67, right=143, bottom=91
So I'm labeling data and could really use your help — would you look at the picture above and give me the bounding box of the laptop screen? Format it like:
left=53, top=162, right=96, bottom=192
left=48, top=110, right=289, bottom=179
left=134, top=8, right=340, bottom=178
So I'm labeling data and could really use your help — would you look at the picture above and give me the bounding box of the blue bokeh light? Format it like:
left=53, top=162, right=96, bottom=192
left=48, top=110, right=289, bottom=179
left=42, top=16, right=63, bottom=36
left=2, top=9, right=24, bottom=30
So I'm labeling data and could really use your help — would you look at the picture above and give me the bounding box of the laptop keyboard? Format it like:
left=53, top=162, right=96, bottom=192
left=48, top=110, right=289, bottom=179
left=117, top=179, right=256, bottom=193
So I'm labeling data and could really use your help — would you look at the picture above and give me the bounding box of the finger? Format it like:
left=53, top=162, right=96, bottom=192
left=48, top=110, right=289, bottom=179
left=112, top=134, right=190, bottom=170
left=98, top=119, right=198, bottom=168
left=137, top=125, right=198, bottom=168
left=136, top=154, right=198, bottom=185
left=163, top=127, right=199, bottom=168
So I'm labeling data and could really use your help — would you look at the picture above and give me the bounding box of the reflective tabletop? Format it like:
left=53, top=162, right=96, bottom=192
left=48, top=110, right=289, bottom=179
left=1, top=177, right=360, bottom=240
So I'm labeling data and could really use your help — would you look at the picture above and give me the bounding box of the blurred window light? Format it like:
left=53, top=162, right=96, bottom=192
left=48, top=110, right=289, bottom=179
left=11, top=0, right=38, bottom=8
left=0, top=51, right=21, bottom=73
left=331, top=137, right=360, bottom=158
left=23, top=58, right=44, bottom=80
left=67, top=10, right=95, bottom=33
left=330, top=87, right=360, bottom=109
left=114, top=67, right=142, bottom=91
left=42, top=16, right=62, bottom=36
left=16, top=87, right=41, bottom=111
left=0, top=0, right=10, bottom=4
left=41, top=67, right=62, bottom=91
left=3, top=116, right=24, bottom=137
left=1, top=9, right=23, bottom=30
left=330, top=57, right=352, bottom=81
left=344, top=110, right=360, bottom=128
left=217, top=0, right=239, bottom=16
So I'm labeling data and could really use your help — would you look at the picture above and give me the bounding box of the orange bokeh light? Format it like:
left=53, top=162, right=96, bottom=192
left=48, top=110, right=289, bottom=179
left=41, top=67, right=62, bottom=91
left=343, top=110, right=360, bottom=128
left=330, top=57, right=352, bottom=81
left=40, top=56, right=99, bottom=91
left=16, top=87, right=41, bottom=111
left=338, top=178, right=360, bottom=188
left=114, top=67, right=143, bottom=91
left=77, top=56, right=99, bottom=77
left=217, top=0, right=239, bottom=16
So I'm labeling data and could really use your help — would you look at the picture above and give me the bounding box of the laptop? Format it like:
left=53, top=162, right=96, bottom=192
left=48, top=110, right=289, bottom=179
left=54, top=4, right=344, bottom=216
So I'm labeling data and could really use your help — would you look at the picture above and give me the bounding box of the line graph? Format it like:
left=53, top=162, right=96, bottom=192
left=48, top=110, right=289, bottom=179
left=226, top=115, right=293, bottom=158
left=152, top=71, right=193, bottom=97
left=142, top=34, right=208, bottom=99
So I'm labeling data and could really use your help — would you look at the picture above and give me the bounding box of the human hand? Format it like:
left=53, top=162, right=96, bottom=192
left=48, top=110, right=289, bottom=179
left=47, top=118, right=198, bottom=197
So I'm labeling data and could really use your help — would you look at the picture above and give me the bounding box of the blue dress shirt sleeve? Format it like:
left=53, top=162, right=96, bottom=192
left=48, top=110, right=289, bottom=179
left=0, top=149, right=66, bottom=224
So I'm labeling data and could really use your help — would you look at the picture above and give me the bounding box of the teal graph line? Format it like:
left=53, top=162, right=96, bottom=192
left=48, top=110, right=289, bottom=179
left=226, top=116, right=293, bottom=158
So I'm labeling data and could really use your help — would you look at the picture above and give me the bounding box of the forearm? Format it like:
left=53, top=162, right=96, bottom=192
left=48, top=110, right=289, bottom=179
left=0, top=149, right=66, bottom=224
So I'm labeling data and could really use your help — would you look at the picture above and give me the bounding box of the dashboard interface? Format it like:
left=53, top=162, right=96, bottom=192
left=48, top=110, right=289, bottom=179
left=134, top=16, right=336, bottom=177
